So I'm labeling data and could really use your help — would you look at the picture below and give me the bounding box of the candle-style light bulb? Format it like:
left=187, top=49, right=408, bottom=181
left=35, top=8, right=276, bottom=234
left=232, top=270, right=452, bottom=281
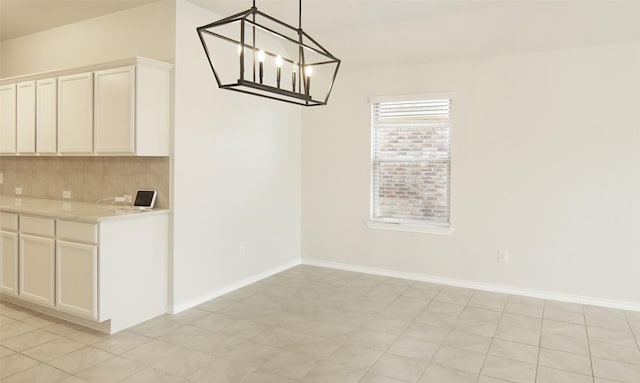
left=304, top=66, right=313, bottom=96
left=258, top=49, right=265, bottom=83
left=237, top=44, right=243, bottom=56
left=292, top=62, right=297, bottom=92
left=275, top=56, right=283, bottom=88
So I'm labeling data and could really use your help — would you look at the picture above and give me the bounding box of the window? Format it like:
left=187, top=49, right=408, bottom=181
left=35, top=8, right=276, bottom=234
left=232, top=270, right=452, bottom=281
left=369, top=94, right=453, bottom=234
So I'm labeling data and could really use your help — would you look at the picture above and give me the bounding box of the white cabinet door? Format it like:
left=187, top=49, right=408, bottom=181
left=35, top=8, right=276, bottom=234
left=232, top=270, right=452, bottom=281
left=94, top=66, right=135, bottom=153
left=58, top=72, right=93, bottom=153
left=16, top=80, right=36, bottom=153
left=56, top=240, right=98, bottom=319
left=36, top=78, right=58, bottom=153
left=0, top=84, right=16, bottom=153
left=0, top=231, right=19, bottom=296
left=19, top=234, right=55, bottom=306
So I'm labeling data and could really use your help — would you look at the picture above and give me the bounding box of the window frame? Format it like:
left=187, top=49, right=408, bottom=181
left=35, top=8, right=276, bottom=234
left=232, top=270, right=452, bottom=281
left=367, top=92, right=455, bottom=236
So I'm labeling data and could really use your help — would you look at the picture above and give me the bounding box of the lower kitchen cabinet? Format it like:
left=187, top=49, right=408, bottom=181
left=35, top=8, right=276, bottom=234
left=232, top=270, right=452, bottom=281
left=56, top=240, right=98, bottom=320
left=19, top=234, right=55, bottom=306
left=0, top=231, right=19, bottom=296
left=0, top=205, right=168, bottom=334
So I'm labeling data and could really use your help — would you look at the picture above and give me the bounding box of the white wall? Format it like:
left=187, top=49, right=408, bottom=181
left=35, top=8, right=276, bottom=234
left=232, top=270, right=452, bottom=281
left=171, top=1, right=301, bottom=310
left=0, top=2, right=175, bottom=77
left=302, top=42, right=640, bottom=306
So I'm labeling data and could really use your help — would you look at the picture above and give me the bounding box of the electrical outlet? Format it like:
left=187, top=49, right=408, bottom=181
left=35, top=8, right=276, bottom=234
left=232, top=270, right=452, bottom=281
left=498, top=249, right=509, bottom=264
left=15, top=186, right=22, bottom=195
left=62, top=190, right=71, bottom=199
left=0, top=173, right=3, bottom=184
left=239, top=246, right=245, bottom=257
left=124, top=195, right=132, bottom=203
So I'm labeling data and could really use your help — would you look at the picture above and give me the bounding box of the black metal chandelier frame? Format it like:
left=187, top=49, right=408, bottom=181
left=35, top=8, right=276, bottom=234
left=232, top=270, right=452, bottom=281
left=197, top=0, right=341, bottom=106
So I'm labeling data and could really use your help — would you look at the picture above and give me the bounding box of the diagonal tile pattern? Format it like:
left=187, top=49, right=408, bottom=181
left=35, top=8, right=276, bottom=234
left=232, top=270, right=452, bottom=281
left=1, top=265, right=640, bottom=382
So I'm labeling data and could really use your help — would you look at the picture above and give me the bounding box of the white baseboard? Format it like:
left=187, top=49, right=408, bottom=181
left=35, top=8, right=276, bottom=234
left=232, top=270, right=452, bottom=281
left=168, top=259, right=301, bottom=314
left=302, top=258, right=640, bottom=312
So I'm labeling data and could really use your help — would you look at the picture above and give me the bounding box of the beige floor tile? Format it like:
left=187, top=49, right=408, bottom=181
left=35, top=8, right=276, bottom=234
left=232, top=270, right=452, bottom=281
left=413, top=311, right=459, bottom=329
left=589, top=340, right=640, bottom=365
left=0, top=322, right=37, bottom=341
left=535, top=366, right=593, bottom=383
left=75, top=355, right=144, bottom=383
left=418, top=364, right=478, bottom=382
left=435, top=291, right=473, bottom=306
left=402, top=322, right=450, bottom=344
left=121, top=340, right=214, bottom=377
left=388, top=337, right=439, bottom=362
left=240, top=370, right=299, bottom=383
left=587, top=326, right=637, bottom=347
left=192, top=313, right=267, bottom=339
left=21, top=315, right=59, bottom=328
left=476, top=376, right=511, bottom=383
left=481, top=355, right=536, bottom=383
left=592, top=358, right=640, bottom=383
left=425, top=301, right=466, bottom=315
left=289, top=335, right=346, bottom=358
left=443, top=330, right=493, bottom=353
left=129, top=318, right=183, bottom=338
left=370, top=353, right=429, bottom=383
left=542, top=320, right=587, bottom=339
left=543, top=308, right=585, bottom=325
left=540, top=332, right=589, bottom=355
left=538, top=348, right=592, bottom=375
left=197, top=298, right=233, bottom=313
left=431, top=346, right=486, bottom=374
left=468, top=297, right=507, bottom=312
left=0, top=344, right=15, bottom=358
left=2, top=364, right=69, bottom=383
left=91, top=330, right=150, bottom=354
left=260, top=350, right=318, bottom=379
left=118, top=367, right=190, bottom=383
left=159, top=324, right=243, bottom=355
left=358, top=372, right=407, bottom=382
left=545, top=301, right=583, bottom=313
left=0, top=315, right=18, bottom=326
left=0, top=353, right=41, bottom=379
left=500, top=313, right=542, bottom=331
left=365, top=317, right=411, bottom=335
left=494, top=327, right=540, bottom=346
left=347, top=329, right=399, bottom=351
left=504, top=302, right=544, bottom=318
left=57, top=376, right=90, bottom=383
left=327, top=344, right=383, bottom=370
left=47, top=346, right=113, bottom=374
left=161, top=308, right=210, bottom=324
left=488, top=339, right=539, bottom=364
left=0, top=329, right=59, bottom=352
left=21, top=337, right=85, bottom=362
left=301, top=361, right=366, bottom=383
left=188, top=357, right=260, bottom=383
left=224, top=340, right=282, bottom=364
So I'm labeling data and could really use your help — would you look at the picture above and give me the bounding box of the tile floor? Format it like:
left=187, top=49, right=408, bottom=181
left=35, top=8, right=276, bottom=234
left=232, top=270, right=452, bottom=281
left=1, top=265, right=639, bottom=382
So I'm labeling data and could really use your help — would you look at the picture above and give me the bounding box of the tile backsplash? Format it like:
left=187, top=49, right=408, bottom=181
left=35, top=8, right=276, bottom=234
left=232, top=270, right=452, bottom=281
left=0, top=157, right=170, bottom=209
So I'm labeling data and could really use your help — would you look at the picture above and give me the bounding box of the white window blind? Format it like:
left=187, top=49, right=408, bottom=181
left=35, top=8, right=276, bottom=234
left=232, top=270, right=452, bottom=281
left=371, top=97, right=451, bottom=226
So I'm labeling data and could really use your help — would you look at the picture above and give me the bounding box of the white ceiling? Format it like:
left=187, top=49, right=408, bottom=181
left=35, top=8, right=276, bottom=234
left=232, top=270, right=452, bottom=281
left=2, top=0, right=640, bottom=71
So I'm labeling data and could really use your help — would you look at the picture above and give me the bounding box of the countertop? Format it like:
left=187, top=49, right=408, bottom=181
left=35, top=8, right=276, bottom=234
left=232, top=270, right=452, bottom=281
left=0, top=195, right=169, bottom=223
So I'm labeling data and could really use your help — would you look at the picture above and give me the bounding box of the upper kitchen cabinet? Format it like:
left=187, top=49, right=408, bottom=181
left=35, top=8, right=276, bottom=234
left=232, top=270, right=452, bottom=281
left=17, top=81, right=36, bottom=153
left=0, top=84, right=17, bottom=154
left=36, top=78, right=58, bottom=154
left=58, top=72, right=93, bottom=154
left=94, top=58, right=171, bottom=155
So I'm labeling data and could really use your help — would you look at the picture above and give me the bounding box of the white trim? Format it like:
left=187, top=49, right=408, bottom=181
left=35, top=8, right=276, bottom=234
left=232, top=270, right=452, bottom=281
left=302, top=258, right=640, bottom=312
left=367, top=220, right=454, bottom=236
left=167, top=259, right=301, bottom=314
left=369, top=92, right=456, bottom=104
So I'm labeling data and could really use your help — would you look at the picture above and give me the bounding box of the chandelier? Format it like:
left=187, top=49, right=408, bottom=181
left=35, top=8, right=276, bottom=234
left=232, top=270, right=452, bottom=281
left=197, top=0, right=341, bottom=106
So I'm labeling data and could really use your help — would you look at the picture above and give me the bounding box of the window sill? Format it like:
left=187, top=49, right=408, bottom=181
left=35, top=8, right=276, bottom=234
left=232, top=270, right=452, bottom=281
left=366, top=220, right=454, bottom=236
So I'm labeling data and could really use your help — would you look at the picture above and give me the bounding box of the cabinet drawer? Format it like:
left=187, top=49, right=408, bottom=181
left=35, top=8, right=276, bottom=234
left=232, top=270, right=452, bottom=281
left=57, top=220, right=97, bottom=244
left=0, top=213, right=18, bottom=231
left=20, top=216, right=55, bottom=237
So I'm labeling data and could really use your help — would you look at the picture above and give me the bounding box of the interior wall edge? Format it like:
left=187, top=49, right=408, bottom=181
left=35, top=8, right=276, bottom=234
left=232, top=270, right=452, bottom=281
left=302, top=258, right=640, bottom=313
